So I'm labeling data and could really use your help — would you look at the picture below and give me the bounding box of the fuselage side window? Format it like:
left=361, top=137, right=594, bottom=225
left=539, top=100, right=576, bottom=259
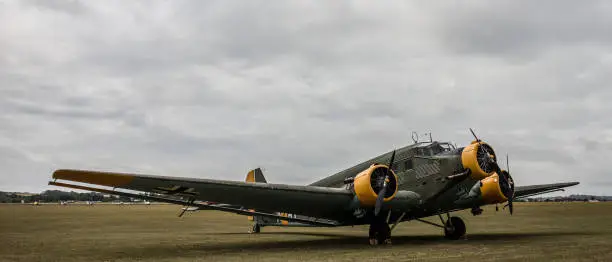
left=404, top=159, right=413, bottom=170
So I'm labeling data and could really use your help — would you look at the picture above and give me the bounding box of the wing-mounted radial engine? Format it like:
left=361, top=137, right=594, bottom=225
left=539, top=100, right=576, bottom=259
left=344, top=151, right=399, bottom=216
left=460, top=141, right=498, bottom=180
left=462, top=129, right=516, bottom=214
left=478, top=170, right=514, bottom=205
left=351, top=164, right=398, bottom=206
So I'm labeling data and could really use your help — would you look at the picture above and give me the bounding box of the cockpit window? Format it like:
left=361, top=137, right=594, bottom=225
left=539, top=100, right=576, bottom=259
left=414, top=142, right=455, bottom=156
left=439, top=143, right=455, bottom=151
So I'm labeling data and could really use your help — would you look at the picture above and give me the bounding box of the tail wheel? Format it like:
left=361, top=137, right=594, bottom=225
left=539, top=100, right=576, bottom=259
left=249, top=224, right=261, bottom=234
left=444, top=217, right=466, bottom=240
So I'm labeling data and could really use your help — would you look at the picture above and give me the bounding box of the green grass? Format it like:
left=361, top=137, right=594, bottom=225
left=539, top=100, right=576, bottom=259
left=1, top=202, right=611, bottom=261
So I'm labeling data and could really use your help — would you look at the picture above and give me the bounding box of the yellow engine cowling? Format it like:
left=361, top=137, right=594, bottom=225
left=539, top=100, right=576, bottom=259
left=479, top=173, right=509, bottom=204
left=461, top=141, right=497, bottom=180
left=353, top=164, right=398, bottom=206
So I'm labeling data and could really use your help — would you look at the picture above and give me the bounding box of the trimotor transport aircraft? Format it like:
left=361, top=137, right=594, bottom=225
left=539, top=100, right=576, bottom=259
left=49, top=129, right=578, bottom=245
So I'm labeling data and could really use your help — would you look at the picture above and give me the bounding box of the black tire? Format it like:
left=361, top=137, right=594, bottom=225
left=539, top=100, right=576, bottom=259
left=368, top=220, right=390, bottom=245
left=369, top=224, right=377, bottom=240
left=376, top=223, right=391, bottom=244
left=444, top=217, right=466, bottom=240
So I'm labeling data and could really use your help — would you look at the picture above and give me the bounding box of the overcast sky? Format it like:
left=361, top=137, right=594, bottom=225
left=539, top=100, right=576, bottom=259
left=1, top=1, right=611, bottom=195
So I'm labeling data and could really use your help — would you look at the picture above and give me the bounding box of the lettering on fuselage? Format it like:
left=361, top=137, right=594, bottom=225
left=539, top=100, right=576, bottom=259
left=414, top=162, right=440, bottom=180
left=278, top=212, right=297, bottom=219
left=277, top=212, right=298, bottom=225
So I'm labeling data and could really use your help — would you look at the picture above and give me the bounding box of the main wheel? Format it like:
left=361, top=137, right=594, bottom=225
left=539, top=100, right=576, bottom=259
left=369, top=221, right=391, bottom=245
left=376, top=223, right=391, bottom=244
left=444, top=216, right=466, bottom=240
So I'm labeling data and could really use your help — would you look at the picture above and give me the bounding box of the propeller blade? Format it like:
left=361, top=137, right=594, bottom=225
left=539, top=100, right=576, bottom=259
left=374, top=150, right=396, bottom=216
left=493, top=154, right=515, bottom=215
left=374, top=186, right=386, bottom=216
left=509, top=201, right=514, bottom=215
left=506, top=154, right=510, bottom=173
left=469, top=128, right=481, bottom=142
left=386, top=150, right=396, bottom=177
left=486, top=153, right=501, bottom=174
left=503, top=154, right=514, bottom=215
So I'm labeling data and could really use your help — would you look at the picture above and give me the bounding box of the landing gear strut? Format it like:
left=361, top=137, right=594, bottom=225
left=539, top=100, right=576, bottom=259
left=415, top=213, right=466, bottom=240
left=369, top=218, right=391, bottom=245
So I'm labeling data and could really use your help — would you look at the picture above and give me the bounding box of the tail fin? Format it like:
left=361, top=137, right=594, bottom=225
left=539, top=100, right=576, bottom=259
left=245, top=168, right=267, bottom=183
left=244, top=168, right=317, bottom=232
left=246, top=168, right=266, bottom=224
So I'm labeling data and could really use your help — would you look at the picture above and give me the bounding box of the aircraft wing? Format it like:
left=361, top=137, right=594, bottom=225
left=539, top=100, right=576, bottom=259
left=513, top=182, right=580, bottom=199
left=50, top=169, right=354, bottom=221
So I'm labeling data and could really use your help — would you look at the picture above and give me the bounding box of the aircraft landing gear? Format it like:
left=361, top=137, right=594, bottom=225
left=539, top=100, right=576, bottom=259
left=248, top=223, right=261, bottom=234
left=443, top=216, right=466, bottom=240
left=368, top=219, right=391, bottom=245
left=415, top=213, right=466, bottom=240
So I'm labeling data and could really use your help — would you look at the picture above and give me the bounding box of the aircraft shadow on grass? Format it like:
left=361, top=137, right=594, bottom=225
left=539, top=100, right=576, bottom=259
left=203, top=231, right=594, bottom=251
left=128, top=231, right=597, bottom=259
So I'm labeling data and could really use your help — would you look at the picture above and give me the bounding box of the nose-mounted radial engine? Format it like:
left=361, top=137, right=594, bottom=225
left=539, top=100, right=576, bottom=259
left=345, top=151, right=399, bottom=216
left=462, top=129, right=516, bottom=214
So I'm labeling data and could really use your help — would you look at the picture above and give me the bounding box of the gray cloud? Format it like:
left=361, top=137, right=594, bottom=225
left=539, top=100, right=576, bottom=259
left=0, top=1, right=610, bottom=195
left=436, top=1, right=612, bottom=58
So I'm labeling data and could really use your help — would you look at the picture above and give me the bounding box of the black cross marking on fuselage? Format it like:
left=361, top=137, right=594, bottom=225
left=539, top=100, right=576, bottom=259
left=154, top=185, right=198, bottom=196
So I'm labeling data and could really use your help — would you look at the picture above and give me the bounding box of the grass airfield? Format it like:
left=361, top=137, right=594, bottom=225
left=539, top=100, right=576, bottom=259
left=1, top=202, right=611, bottom=261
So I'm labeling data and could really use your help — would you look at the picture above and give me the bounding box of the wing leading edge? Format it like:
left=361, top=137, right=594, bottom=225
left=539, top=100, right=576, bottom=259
left=51, top=169, right=354, bottom=220
left=514, top=182, right=579, bottom=199
left=48, top=180, right=339, bottom=226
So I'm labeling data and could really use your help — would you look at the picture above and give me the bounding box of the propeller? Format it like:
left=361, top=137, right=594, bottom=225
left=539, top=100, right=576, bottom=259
left=505, top=154, right=515, bottom=215
left=506, top=154, right=510, bottom=173
left=469, top=128, right=481, bottom=142
left=469, top=129, right=514, bottom=215
left=374, top=150, right=395, bottom=216
left=493, top=154, right=514, bottom=215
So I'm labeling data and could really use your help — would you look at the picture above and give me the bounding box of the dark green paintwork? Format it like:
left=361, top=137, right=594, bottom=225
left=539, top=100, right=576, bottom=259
left=307, top=140, right=578, bottom=223
left=51, top=140, right=579, bottom=227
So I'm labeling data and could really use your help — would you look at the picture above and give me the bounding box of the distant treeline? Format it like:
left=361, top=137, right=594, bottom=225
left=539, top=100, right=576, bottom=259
left=524, top=194, right=611, bottom=202
left=2, top=190, right=610, bottom=204
left=0, top=190, right=131, bottom=203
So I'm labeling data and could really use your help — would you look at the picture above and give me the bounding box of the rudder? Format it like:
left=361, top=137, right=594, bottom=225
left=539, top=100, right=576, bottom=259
left=246, top=167, right=269, bottom=232
left=245, top=168, right=267, bottom=183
